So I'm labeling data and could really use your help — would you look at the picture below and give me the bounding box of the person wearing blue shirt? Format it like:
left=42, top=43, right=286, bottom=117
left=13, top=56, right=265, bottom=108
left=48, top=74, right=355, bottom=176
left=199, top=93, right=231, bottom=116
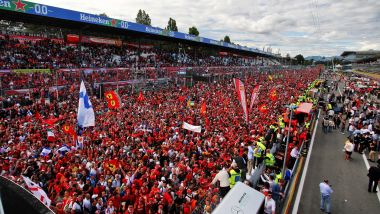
left=319, top=179, right=333, bottom=214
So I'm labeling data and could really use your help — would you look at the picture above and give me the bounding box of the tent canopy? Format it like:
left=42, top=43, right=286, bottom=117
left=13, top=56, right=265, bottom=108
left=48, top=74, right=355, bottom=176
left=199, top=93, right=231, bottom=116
left=296, top=102, right=313, bottom=114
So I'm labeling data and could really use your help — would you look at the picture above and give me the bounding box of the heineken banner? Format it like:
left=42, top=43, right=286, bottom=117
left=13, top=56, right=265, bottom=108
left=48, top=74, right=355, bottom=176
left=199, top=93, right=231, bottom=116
left=0, top=0, right=273, bottom=56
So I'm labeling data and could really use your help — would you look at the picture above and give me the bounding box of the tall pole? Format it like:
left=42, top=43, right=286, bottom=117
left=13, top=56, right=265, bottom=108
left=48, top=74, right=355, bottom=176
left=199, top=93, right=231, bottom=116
left=117, top=69, right=119, bottom=92
left=282, top=105, right=295, bottom=175
left=55, top=70, right=59, bottom=101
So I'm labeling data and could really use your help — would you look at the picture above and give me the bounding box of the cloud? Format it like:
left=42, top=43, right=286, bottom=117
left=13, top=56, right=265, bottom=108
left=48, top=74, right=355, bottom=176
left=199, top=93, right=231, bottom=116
left=30, top=0, right=380, bottom=56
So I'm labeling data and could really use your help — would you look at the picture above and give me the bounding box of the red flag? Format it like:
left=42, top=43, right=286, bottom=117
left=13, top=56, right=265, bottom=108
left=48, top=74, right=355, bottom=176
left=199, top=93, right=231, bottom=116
left=35, top=112, right=41, bottom=121
left=104, top=91, right=121, bottom=109
left=259, top=104, right=269, bottom=113
left=62, top=124, right=76, bottom=136
left=137, top=91, right=144, bottom=102
left=42, top=118, right=60, bottom=126
left=178, top=95, right=186, bottom=102
left=233, top=78, right=248, bottom=122
left=269, top=88, right=277, bottom=101
left=104, top=159, right=119, bottom=172
left=200, top=102, right=207, bottom=115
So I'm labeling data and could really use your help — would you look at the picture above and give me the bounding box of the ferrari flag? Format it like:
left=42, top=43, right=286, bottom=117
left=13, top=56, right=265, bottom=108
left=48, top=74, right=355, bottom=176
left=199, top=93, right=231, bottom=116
left=104, top=90, right=121, bottom=109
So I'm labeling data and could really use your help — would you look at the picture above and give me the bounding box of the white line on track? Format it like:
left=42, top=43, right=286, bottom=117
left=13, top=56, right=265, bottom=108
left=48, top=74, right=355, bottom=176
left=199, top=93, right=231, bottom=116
left=362, top=153, right=380, bottom=203
left=292, top=109, right=321, bottom=214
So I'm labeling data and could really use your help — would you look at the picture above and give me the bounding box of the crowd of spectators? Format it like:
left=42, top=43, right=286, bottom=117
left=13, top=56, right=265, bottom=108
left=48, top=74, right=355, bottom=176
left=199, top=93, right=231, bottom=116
left=0, top=64, right=321, bottom=214
left=0, top=33, right=275, bottom=70
left=0, top=28, right=328, bottom=214
left=0, top=33, right=279, bottom=91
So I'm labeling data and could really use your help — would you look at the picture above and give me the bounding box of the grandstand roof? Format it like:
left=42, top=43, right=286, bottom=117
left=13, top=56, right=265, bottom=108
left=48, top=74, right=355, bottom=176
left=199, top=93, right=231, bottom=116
left=341, top=50, right=380, bottom=57
left=0, top=0, right=277, bottom=58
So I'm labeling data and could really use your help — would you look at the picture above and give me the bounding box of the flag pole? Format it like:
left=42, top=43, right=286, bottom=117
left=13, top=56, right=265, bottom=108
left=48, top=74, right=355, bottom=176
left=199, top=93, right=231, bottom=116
left=55, top=69, right=59, bottom=101
left=117, top=69, right=119, bottom=91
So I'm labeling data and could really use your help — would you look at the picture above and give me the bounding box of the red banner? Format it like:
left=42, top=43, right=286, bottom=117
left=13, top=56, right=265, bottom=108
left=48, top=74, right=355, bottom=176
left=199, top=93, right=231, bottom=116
left=80, top=36, right=122, bottom=46
left=8, top=35, right=64, bottom=44
left=249, top=85, right=261, bottom=113
left=233, top=78, right=248, bottom=122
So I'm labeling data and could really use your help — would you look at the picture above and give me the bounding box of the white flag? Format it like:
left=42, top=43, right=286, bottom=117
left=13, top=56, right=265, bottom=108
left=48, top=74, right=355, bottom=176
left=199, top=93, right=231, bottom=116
left=58, top=145, right=71, bottom=153
left=40, top=147, right=51, bottom=156
left=22, top=176, right=51, bottom=207
left=77, top=81, right=95, bottom=127
left=182, top=122, right=202, bottom=133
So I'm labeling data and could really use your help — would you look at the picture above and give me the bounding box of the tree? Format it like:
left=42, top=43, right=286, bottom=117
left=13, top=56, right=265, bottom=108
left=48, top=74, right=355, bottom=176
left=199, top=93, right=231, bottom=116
left=295, top=54, right=305, bottom=65
left=166, top=18, right=178, bottom=32
left=98, top=13, right=109, bottom=17
left=136, top=9, right=151, bottom=26
left=223, top=35, right=231, bottom=43
left=188, top=26, right=199, bottom=36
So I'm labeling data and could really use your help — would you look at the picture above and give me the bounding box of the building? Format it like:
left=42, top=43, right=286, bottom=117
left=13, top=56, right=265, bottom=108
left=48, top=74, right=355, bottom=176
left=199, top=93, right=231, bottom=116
left=341, top=50, right=380, bottom=63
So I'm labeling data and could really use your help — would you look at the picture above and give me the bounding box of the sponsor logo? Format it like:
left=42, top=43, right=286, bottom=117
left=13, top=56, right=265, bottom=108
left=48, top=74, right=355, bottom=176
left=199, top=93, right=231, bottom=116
left=230, top=206, right=244, bottom=214
left=80, top=13, right=110, bottom=25
left=185, top=35, right=197, bottom=41
left=120, top=21, right=128, bottom=29
left=0, top=0, right=11, bottom=8
left=209, top=40, right=220, bottom=45
left=145, top=26, right=162, bottom=34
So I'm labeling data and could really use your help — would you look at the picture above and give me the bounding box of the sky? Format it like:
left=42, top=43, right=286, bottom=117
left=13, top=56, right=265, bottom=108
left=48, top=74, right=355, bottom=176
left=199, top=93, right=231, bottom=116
left=31, top=0, right=380, bottom=57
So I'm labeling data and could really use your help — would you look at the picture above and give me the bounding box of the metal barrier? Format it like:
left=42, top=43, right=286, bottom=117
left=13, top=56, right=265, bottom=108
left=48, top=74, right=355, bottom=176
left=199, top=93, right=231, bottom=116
left=277, top=109, right=319, bottom=213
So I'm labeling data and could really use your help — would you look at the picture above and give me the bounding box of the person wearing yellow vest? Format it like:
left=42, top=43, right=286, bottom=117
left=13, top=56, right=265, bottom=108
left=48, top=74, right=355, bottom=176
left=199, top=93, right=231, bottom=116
left=274, top=169, right=283, bottom=184
left=228, top=162, right=241, bottom=188
left=254, top=139, right=266, bottom=167
left=305, top=121, right=310, bottom=129
left=264, top=149, right=275, bottom=167
left=278, top=117, right=285, bottom=129
left=269, top=124, right=278, bottom=133
left=327, top=103, right=332, bottom=110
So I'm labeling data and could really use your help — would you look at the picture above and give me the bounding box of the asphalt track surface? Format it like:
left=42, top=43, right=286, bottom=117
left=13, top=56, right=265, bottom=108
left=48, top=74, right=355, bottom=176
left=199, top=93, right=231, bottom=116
left=296, top=81, right=380, bottom=213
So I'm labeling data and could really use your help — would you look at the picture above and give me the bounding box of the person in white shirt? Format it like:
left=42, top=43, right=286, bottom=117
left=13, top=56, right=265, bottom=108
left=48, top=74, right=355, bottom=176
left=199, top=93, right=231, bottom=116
left=83, top=194, right=92, bottom=212
left=344, top=139, right=354, bottom=160
left=247, top=142, right=255, bottom=175
left=211, top=164, right=230, bottom=197
left=263, top=191, right=275, bottom=214
left=319, top=180, right=333, bottom=214
left=288, top=146, right=299, bottom=169
left=71, top=195, right=84, bottom=214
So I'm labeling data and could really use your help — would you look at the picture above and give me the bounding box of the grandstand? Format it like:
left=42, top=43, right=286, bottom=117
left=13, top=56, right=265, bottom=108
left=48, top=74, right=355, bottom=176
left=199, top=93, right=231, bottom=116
left=0, top=0, right=282, bottom=96
left=341, top=50, right=380, bottom=63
